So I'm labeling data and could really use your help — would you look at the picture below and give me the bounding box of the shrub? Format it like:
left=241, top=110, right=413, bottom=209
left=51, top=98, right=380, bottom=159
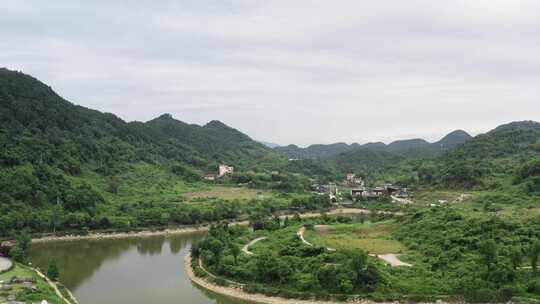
left=47, top=259, right=60, bottom=280
left=463, top=288, right=495, bottom=303
left=527, top=280, right=540, bottom=294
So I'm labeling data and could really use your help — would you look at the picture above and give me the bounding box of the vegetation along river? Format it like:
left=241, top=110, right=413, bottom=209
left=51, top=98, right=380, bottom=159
left=28, top=232, right=249, bottom=304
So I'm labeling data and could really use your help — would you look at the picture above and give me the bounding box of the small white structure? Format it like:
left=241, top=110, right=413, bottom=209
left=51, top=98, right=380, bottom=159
left=218, top=164, right=234, bottom=177
left=204, top=174, right=217, bottom=181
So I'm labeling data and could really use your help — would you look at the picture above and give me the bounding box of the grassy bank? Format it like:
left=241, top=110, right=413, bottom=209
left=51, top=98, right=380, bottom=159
left=0, top=263, right=67, bottom=304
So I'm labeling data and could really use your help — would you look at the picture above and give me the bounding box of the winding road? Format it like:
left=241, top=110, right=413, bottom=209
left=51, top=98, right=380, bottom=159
left=241, top=237, right=267, bottom=256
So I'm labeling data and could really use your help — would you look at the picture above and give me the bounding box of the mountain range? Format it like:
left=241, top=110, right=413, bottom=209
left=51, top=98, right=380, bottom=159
left=1, top=67, right=538, bottom=194
left=0, top=68, right=281, bottom=176
left=274, top=129, right=472, bottom=160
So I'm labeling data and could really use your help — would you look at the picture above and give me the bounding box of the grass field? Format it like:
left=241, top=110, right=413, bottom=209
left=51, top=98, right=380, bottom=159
left=249, top=225, right=300, bottom=255
left=183, top=186, right=272, bottom=200
left=0, top=264, right=63, bottom=304
left=303, top=222, right=405, bottom=254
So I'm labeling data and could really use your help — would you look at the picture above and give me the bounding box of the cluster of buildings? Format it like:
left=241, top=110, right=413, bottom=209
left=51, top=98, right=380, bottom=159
left=204, top=164, right=234, bottom=181
left=351, top=183, right=409, bottom=201
left=312, top=172, right=410, bottom=204
left=311, top=183, right=340, bottom=202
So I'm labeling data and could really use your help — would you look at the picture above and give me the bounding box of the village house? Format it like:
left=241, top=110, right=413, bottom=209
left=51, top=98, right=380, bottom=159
left=351, top=187, right=366, bottom=199
left=218, top=164, right=234, bottom=177
left=384, top=183, right=402, bottom=194
left=373, top=187, right=386, bottom=196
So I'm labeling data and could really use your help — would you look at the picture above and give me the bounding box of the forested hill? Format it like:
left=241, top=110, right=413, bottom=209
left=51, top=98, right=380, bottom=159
left=275, top=130, right=472, bottom=160
left=414, top=121, right=540, bottom=191
left=332, top=121, right=540, bottom=192
left=145, top=114, right=279, bottom=169
left=0, top=68, right=297, bottom=236
left=0, top=68, right=281, bottom=174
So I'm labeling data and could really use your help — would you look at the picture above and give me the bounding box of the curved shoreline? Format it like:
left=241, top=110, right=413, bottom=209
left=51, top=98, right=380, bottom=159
left=184, top=253, right=348, bottom=304
left=184, top=253, right=454, bottom=304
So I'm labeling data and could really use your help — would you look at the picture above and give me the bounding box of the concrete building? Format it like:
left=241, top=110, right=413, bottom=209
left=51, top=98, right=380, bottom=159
left=351, top=187, right=366, bottom=199
left=218, top=164, right=234, bottom=177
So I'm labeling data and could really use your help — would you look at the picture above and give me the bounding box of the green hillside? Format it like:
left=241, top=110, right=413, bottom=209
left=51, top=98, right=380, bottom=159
left=0, top=68, right=291, bottom=237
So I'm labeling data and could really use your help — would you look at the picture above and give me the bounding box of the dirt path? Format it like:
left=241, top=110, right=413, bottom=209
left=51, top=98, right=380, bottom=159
left=33, top=268, right=77, bottom=304
left=297, top=227, right=313, bottom=247
left=241, top=237, right=267, bottom=256
left=369, top=254, right=412, bottom=267
left=391, top=195, right=413, bottom=204
left=297, top=227, right=337, bottom=251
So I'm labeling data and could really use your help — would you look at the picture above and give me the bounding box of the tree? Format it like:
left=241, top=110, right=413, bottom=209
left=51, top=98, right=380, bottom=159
left=510, top=246, right=523, bottom=270
left=348, top=250, right=368, bottom=286
left=9, top=246, right=25, bottom=263
left=255, top=252, right=284, bottom=283
left=530, top=240, right=540, bottom=274
left=230, top=243, right=240, bottom=265
left=50, top=201, right=64, bottom=233
left=283, top=216, right=290, bottom=227
left=107, top=176, right=120, bottom=194
left=47, top=259, right=60, bottom=280
left=15, top=228, right=32, bottom=252
left=478, top=239, right=498, bottom=271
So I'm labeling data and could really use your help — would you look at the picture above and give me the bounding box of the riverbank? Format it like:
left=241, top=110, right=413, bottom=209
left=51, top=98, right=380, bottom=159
left=184, top=253, right=456, bottom=304
left=29, top=208, right=384, bottom=243
left=0, top=262, right=74, bottom=304
left=184, top=253, right=346, bottom=304
left=30, top=226, right=211, bottom=243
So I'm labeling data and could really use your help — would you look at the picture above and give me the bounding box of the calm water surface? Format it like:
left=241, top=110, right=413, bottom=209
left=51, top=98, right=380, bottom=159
left=28, top=233, right=248, bottom=304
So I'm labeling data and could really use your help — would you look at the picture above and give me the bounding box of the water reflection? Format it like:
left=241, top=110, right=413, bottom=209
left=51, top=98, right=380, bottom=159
left=28, top=233, right=247, bottom=304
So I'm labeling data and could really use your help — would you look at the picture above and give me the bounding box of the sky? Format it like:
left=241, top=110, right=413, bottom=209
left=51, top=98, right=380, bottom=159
left=1, top=1, right=539, bottom=146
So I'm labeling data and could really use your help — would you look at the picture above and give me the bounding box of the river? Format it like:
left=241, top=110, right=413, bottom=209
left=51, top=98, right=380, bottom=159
left=28, top=233, right=248, bottom=304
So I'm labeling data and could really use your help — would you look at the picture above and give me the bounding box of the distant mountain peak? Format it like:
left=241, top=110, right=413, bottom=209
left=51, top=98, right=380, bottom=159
left=435, top=130, right=472, bottom=147
left=490, top=120, right=540, bottom=133
left=204, top=120, right=230, bottom=129
left=157, top=113, right=174, bottom=120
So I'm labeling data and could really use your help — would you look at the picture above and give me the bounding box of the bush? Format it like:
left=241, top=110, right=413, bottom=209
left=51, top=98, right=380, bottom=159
left=9, top=245, right=25, bottom=262
left=47, top=259, right=60, bottom=280
left=527, top=280, right=540, bottom=294
left=463, top=288, right=496, bottom=303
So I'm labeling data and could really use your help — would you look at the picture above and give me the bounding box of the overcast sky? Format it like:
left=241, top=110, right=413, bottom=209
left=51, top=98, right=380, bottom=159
left=1, top=1, right=539, bottom=146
